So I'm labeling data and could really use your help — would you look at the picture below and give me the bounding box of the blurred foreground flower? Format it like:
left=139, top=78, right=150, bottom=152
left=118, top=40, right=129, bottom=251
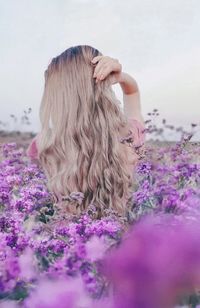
left=102, top=214, right=200, bottom=308
left=23, top=276, right=91, bottom=308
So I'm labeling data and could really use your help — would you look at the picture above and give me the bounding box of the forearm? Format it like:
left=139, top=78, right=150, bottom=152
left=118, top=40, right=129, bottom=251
left=118, top=71, right=139, bottom=95
left=118, top=72, right=144, bottom=124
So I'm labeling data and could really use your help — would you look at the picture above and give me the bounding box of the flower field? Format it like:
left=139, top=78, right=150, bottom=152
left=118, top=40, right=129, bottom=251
left=0, top=111, right=200, bottom=308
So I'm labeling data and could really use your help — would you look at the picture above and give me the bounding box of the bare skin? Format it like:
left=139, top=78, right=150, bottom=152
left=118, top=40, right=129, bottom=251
left=91, top=55, right=145, bottom=126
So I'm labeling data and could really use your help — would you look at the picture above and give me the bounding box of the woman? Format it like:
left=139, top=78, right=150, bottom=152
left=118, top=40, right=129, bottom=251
left=26, top=45, right=146, bottom=218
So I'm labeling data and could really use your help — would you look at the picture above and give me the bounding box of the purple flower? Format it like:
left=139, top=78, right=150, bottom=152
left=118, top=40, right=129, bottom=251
left=23, top=277, right=92, bottom=308
left=136, top=161, right=153, bottom=175
left=102, top=215, right=200, bottom=308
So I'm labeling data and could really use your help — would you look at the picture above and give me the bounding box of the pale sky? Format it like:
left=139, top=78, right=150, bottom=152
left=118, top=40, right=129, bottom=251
left=0, top=0, right=200, bottom=141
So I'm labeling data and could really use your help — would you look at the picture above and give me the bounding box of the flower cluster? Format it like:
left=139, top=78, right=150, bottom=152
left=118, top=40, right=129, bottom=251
left=0, top=111, right=200, bottom=307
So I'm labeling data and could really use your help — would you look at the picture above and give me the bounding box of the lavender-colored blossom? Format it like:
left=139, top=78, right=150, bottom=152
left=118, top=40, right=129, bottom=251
left=85, top=235, right=109, bottom=261
left=102, top=215, right=200, bottom=308
left=23, top=277, right=92, bottom=308
left=0, top=120, right=199, bottom=307
left=18, top=247, right=38, bottom=280
left=136, top=161, right=153, bottom=175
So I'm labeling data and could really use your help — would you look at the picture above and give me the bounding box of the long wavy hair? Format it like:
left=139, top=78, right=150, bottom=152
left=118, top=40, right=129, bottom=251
left=37, top=45, right=137, bottom=218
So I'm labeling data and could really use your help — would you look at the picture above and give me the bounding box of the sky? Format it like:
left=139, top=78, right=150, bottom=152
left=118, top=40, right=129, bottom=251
left=0, top=0, right=199, bottom=141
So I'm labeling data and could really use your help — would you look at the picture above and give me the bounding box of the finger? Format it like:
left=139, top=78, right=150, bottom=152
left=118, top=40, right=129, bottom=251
left=93, top=58, right=114, bottom=77
left=96, top=66, right=112, bottom=80
left=93, top=62, right=110, bottom=77
left=91, top=55, right=104, bottom=64
left=91, top=56, right=111, bottom=68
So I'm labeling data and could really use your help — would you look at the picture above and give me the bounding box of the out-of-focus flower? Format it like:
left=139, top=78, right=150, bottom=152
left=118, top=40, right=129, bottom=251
left=18, top=247, right=38, bottom=280
left=23, top=276, right=91, bottom=308
left=85, top=235, right=108, bottom=261
left=0, top=301, right=18, bottom=308
left=102, top=215, right=200, bottom=308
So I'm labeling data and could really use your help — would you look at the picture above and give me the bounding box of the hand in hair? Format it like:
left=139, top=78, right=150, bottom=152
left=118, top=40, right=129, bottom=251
left=91, top=55, right=122, bottom=85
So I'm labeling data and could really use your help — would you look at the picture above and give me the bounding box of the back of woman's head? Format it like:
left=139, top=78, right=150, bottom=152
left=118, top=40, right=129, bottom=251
left=37, top=45, right=134, bottom=219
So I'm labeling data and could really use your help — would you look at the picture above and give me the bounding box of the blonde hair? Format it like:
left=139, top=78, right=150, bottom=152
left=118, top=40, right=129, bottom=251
left=37, top=45, right=136, bottom=218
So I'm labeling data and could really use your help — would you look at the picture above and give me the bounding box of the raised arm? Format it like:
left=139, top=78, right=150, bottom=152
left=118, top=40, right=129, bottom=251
left=117, top=72, right=146, bottom=154
left=90, top=55, right=145, bottom=126
left=91, top=55, right=146, bottom=157
left=118, top=72, right=145, bottom=126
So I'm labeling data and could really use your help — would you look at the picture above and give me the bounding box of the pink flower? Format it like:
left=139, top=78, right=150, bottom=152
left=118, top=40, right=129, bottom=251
left=18, top=247, right=38, bottom=280
left=85, top=235, right=108, bottom=261
left=23, top=276, right=91, bottom=308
